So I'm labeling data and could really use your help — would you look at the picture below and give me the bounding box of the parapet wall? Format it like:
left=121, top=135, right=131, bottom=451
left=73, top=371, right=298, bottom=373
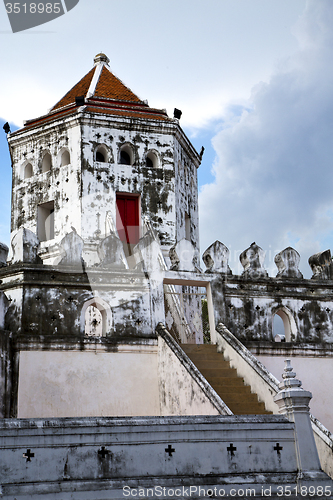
left=205, top=241, right=333, bottom=343
left=210, top=273, right=333, bottom=343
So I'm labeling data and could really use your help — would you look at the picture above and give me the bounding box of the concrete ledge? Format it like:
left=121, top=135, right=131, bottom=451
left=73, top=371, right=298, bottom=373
left=245, top=341, right=333, bottom=357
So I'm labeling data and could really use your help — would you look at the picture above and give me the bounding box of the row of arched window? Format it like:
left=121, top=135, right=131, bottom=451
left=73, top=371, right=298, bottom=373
left=22, top=144, right=160, bottom=180
left=95, top=143, right=159, bottom=168
left=22, top=149, right=70, bottom=179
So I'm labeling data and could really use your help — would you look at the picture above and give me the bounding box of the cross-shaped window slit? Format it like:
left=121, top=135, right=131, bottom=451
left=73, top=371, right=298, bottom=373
left=274, top=443, right=283, bottom=455
left=98, top=446, right=109, bottom=458
left=165, top=444, right=175, bottom=457
left=23, top=449, right=34, bottom=462
left=227, top=443, right=237, bottom=456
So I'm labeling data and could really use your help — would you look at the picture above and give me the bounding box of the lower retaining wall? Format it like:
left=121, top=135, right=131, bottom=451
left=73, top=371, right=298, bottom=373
left=0, top=414, right=302, bottom=499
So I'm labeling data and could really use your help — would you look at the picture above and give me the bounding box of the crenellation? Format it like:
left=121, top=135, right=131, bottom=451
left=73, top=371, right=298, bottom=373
left=275, top=247, right=303, bottom=279
left=203, top=241, right=333, bottom=344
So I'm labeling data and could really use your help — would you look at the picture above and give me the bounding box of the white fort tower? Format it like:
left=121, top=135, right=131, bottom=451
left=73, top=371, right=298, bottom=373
left=9, top=53, right=200, bottom=266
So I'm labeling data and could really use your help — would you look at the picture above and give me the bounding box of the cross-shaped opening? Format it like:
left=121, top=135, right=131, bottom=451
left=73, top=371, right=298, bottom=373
left=23, top=449, right=35, bottom=462
left=227, top=443, right=237, bottom=456
left=274, top=443, right=283, bottom=455
left=165, top=444, right=175, bottom=457
left=98, top=446, right=109, bottom=458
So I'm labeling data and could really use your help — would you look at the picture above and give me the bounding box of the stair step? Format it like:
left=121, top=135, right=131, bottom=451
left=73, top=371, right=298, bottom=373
left=212, top=384, right=252, bottom=393
left=180, top=343, right=272, bottom=416
left=232, top=408, right=272, bottom=415
left=182, top=344, right=218, bottom=352
left=218, top=393, right=259, bottom=404
left=228, top=403, right=268, bottom=412
left=187, top=359, right=230, bottom=369
left=205, top=376, right=245, bottom=385
left=200, top=368, right=238, bottom=378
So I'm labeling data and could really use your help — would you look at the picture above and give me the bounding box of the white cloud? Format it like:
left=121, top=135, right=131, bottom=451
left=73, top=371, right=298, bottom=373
left=199, top=0, right=333, bottom=278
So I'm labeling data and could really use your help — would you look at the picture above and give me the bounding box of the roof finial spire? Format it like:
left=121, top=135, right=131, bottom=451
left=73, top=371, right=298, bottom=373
left=94, top=53, right=110, bottom=66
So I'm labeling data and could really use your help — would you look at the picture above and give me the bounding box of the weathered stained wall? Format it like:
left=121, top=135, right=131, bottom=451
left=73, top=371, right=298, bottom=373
left=174, top=136, right=200, bottom=257
left=80, top=118, right=178, bottom=260
left=9, top=119, right=82, bottom=253
left=1, top=265, right=152, bottom=337
left=15, top=333, right=230, bottom=419
left=210, top=274, right=333, bottom=343
left=0, top=330, right=12, bottom=418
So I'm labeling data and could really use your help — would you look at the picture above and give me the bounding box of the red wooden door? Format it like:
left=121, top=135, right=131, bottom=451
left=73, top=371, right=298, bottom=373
left=116, top=195, right=140, bottom=244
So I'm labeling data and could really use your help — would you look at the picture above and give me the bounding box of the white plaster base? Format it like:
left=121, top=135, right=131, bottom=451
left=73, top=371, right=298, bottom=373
left=17, top=347, right=160, bottom=418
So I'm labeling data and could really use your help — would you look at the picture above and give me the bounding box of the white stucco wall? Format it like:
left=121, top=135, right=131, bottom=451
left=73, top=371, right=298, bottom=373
left=17, top=345, right=160, bottom=418
left=257, top=355, right=333, bottom=433
left=158, top=336, right=220, bottom=416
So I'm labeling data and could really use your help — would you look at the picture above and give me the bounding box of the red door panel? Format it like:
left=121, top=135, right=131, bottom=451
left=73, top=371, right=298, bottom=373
left=116, top=195, right=139, bottom=244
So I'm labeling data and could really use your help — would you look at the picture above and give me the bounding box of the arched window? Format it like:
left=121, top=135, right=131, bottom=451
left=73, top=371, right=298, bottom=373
left=96, top=151, right=105, bottom=162
left=273, top=307, right=296, bottom=342
left=24, top=163, right=33, bottom=179
left=42, top=153, right=52, bottom=173
left=185, top=212, right=191, bottom=241
left=95, top=145, right=108, bottom=163
left=120, top=150, right=130, bottom=165
left=273, top=313, right=285, bottom=342
left=146, top=150, right=159, bottom=168
left=61, top=150, right=70, bottom=166
left=119, top=144, right=133, bottom=165
left=146, top=156, right=153, bottom=168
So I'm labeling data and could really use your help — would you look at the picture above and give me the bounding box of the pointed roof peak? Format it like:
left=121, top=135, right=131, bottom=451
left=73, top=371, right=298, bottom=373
left=24, top=55, right=170, bottom=128
left=94, top=53, right=110, bottom=66
left=51, top=55, right=142, bottom=111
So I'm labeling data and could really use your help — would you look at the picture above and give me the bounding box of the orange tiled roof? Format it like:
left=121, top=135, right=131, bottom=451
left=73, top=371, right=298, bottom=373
left=22, top=55, right=171, bottom=129
left=51, top=68, right=95, bottom=111
left=94, top=66, right=141, bottom=103
left=52, top=60, right=142, bottom=112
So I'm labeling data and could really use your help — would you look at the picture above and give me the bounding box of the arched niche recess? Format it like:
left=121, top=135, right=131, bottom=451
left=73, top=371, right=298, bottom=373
left=59, top=149, right=70, bottom=167
left=24, top=162, right=33, bottom=179
left=80, top=297, right=112, bottom=337
left=119, top=144, right=134, bottom=165
left=95, top=145, right=108, bottom=163
left=42, top=152, right=52, bottom=173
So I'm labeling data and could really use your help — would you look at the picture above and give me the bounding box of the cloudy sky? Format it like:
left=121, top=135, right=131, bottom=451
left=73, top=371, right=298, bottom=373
left=0, top=0, right=331, bottom=277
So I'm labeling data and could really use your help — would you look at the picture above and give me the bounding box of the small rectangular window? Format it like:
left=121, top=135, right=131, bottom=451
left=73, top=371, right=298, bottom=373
left=38, top=201, right=54, bottom=241
left=185, top=212, right=191, bottom=241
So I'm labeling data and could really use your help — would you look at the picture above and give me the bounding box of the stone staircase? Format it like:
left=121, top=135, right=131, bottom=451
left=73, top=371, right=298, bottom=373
left=181, top=344, right=272, bottom=415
